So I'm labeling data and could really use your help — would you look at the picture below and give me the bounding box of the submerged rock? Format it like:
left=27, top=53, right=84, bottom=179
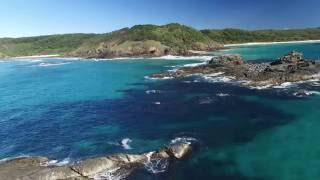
left=151, top=52, right=320, bottom=87
left=0, top=143, right=193, bottom=180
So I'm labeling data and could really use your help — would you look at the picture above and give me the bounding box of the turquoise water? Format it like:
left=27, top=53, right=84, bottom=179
left=214, top=42, right=320, bottom=61
left=1, top=43, right=320, bottom=180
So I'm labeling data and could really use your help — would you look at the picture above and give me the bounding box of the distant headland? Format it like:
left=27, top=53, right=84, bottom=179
left=1, top=23, right=320, bottom=59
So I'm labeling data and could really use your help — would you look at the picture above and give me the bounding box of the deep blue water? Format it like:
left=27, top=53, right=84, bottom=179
left=1, top=43, right=320, bottom=180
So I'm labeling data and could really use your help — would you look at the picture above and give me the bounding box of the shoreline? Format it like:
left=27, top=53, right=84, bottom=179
left=4, top=54, right=61, bottom=60
left=2, top=54, right=214, bottom=61
left=2, top=39, right=320, bottom=60
left=224, top=39, right=320, bottom=47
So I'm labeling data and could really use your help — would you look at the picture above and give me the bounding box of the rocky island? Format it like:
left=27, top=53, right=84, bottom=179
left=151, top=51, right=320, bottom=87
left=0, top=142, right=192, bottom=180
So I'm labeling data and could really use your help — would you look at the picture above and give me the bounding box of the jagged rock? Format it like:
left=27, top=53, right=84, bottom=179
left=151, top=52, right=320, bottom=87
left=280, top=51, right=303, bottom=63
left=0, top=143, right=193, bottom=180
left=209, top=54, right=244, bottom=66
left=271, top=51, right=304, bottom=66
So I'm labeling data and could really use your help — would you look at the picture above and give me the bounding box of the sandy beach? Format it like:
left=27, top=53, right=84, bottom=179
left=0, top=54, right=62, bottom=60
left=11, top=54, right=61, bottom=59
left=224, top=39, right=320, bottom=47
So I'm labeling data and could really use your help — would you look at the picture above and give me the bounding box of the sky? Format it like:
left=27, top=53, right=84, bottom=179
left=0, top=0, right=319, bottom=37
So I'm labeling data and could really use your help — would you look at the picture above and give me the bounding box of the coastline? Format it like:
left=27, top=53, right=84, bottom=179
left=2, top=39, right=320, bottom=60
left=224, top=39, right=320, bottom=47
left=4, top=54, right=61, bottom=60
left=1, top=54, right=214, bottom=61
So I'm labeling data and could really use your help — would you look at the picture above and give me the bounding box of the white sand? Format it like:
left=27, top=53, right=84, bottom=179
left=9, top=54, right=60, bottom=59
left=224, top=40, right=320, bottom=47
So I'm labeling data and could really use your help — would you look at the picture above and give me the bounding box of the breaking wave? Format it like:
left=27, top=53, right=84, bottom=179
left=293, top=90, right=320, bottom=97
left=145, top=90, right=161, bottom=94
left=37, top=62, right=71, bottom=67
left=152, top=55, right=213, bottom=61
left=144, top=151, right=169, bottom=174
left=121, top=138, right=133, bottom=150
left=144, top=76, right=174, bottom=80
left=43, top=158, right=71, bottom=166
left=170, top=137, right=197, bottom=145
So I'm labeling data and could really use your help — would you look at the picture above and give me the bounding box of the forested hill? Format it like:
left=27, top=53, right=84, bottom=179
left=201, top=28, right=320, bottom=44
left=0, top=24, right=221, bottom=58
left=0, top=23, right=320, bottom=58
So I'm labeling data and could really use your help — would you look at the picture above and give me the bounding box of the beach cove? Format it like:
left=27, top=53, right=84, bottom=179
left=1, top=42, right=320, bottom=179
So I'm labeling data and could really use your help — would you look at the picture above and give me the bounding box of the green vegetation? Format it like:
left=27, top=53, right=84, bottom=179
left=1, top=23, right=320, bottom=58
left=125, top=23, right=214, bottom=52
left=0, top=34, right=96, bottom=57
left=202, top=28, right=320, bottom=44
left=0, top=23, right=221, bottom=58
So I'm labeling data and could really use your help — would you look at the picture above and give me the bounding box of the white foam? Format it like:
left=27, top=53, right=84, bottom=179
left=31, top=59, right=43, bottom=62
left=153, top=102, right=161, bottom=105
left=152, top=55, right=213, bottom=61
left=182, top=80, right=192, bottom=83
left=202, top=74, right=233, bottom=83
left=144, top=151, right=169, bottom=174
left=44, top=158, right=71, bottom=166
left=182, top=62, right=207, bottom=67
left=216, top=93, right=230, bottom=97
left=37, top=62, right=71, bottom=67
left=273, top=82, right=294, bottom=89
left=311, top=82, right=320, bottom=86
left=170, top=137, right=197, bottom=145
left=249, top=84, right=273, bottom=90
left=145, top=90, right=161, bottom=94
left=121, top=138, right=132, bottom=150
left=93, top=167, right=127, bottom=180
left=144, top=76, right=174, bottom=80
left=199, top=97, right=214, bottom=104
left=164, top=65, right=178, bottom=68
left=168, top=68, right=178, bottom=72
left=293, top=90, right=320, bottom=97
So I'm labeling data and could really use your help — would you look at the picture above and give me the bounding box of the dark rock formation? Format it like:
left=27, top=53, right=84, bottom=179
left=150, top=52, right=320, bottom=87
left=0, top=142, right=193, bottom=180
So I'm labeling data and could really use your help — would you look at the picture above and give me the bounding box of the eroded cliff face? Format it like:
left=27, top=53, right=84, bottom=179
left=151, top=51, right=320, bottom=87
left=69, top=40, right=223, bottom=59
left=0, top=142, right=193, bottom=180
left=69, top=40, right=170, bottom=58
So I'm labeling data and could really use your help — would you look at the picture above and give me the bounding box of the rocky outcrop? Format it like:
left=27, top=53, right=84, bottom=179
left=70, top=40, right=172, bottom=59
left=70, top=39, right=223, bottom=59
left=0, top=142, right=193, bottom=180
left=151, top=51, right=320, bottom=87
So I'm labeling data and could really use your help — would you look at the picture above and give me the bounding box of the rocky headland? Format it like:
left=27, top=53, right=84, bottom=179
left=0, top=142, right=192, bottom=180
left=151, top=51, right=320, bottom=87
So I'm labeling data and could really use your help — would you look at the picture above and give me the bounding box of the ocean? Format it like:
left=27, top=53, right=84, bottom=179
left=1, top=43, right=320, bottom=179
